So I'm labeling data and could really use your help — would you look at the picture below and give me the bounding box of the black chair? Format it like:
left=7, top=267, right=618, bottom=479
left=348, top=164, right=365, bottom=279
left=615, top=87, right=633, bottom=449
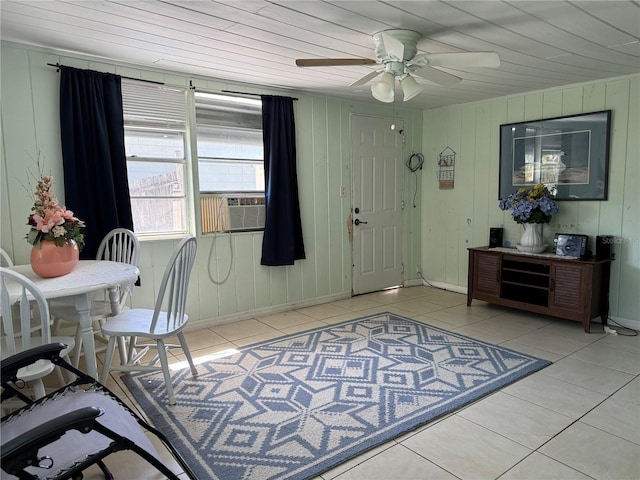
left=1, top=343, right=196, bottom=480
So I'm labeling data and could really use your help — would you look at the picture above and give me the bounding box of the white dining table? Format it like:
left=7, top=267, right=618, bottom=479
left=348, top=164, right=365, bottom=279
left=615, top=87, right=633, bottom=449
left=8, top=260, right=140, bottom=379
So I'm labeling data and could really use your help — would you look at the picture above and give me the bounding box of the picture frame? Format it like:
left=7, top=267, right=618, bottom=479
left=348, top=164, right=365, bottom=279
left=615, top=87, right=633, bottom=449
left=499, top=110, right=611, bottom=201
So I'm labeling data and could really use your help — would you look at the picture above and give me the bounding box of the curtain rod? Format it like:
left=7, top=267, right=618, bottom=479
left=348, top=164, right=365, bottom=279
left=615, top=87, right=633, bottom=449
left=47, top=64, right=297, bottom=96
left=47, top=63, right=164, bottom=85
left=221, top=89, right=298, bottom=101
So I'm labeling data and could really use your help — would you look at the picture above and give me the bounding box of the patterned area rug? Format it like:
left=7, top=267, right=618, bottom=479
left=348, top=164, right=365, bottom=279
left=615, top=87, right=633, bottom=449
left=123, top=313, right=550, bottom=480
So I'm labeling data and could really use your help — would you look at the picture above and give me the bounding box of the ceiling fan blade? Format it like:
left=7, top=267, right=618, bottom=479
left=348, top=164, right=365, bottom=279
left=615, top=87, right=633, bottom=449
left=296, top=58, right=377, bottom=67
left=413, top=66, right=462, bottom=86
left=413, top=52, right=500, bottom=68
left=348, top=69, right=383, bottom=87
left=380, top=31, right=405, bottom=61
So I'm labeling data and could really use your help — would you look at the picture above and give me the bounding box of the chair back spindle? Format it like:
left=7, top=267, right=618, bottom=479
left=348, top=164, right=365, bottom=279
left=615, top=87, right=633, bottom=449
left=97, top=228, right=140, bottom=266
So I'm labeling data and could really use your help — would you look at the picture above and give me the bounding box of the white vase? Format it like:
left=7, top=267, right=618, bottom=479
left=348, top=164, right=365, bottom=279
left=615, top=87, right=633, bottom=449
left=517, top=223, right=546, bottom=253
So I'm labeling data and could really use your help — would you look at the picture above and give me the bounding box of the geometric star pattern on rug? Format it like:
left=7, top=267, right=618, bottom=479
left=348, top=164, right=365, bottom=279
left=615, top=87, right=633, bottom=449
left=124, top=312, right=551, bottom=480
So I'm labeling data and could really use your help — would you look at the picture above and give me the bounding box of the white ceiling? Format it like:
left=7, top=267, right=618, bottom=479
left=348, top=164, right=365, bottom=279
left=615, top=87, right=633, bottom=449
left=2, top=0, right=639, bottom=109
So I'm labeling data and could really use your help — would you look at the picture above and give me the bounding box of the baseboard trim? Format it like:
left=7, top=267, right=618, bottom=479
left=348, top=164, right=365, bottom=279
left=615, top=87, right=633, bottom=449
left=188, top=291, right=352, bottom=331
left=421, top=279, right=467, bottom=295
left=607, top=315, right=640, bottom=332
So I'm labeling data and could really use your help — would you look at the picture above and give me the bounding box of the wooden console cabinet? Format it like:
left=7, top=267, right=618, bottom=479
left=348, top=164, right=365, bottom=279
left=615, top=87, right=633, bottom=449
left=467, top=247, right=611, bottom=333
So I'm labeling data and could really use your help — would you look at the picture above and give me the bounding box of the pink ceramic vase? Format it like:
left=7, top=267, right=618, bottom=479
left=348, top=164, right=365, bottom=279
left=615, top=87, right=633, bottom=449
left=30, top=239, right=79, bottom=278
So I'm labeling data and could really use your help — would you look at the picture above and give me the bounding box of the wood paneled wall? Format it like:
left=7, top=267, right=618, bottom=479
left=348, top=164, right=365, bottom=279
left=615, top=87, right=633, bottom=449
left=422, top=75, right=640, bottom=324
left=0, top=44, right=424, bottom=329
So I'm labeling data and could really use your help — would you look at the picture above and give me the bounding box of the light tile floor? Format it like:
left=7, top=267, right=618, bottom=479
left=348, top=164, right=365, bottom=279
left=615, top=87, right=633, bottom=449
left=90, top=286, right=639, bottom=479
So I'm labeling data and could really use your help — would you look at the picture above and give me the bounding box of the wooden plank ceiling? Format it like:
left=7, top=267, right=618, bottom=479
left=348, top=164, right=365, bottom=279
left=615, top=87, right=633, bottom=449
left=1, top=0, right=639, bottom=109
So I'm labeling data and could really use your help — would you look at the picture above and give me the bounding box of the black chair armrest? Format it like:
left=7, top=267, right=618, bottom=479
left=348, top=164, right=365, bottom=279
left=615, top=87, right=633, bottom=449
left=1, top=406, right=104, bottom=475
left=1, top=343, right=93, bottom=390
left=0, top=343, right=68, bottom=382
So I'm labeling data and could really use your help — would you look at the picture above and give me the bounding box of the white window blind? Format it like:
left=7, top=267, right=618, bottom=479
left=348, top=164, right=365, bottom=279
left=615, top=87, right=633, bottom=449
left=122, top=79, right=186, bottom=130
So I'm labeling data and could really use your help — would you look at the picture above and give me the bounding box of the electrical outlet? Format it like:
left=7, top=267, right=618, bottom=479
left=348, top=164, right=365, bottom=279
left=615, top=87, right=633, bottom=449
left=416, top=265, right=421, bottom=274
left=339, top=185, right=346, bottom=197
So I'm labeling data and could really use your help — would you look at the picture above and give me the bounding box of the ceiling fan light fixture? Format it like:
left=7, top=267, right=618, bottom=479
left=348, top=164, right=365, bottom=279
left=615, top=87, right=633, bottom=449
left=371, top=72, right=395, bottom=102
left=400, top=74, right=423, bottom=101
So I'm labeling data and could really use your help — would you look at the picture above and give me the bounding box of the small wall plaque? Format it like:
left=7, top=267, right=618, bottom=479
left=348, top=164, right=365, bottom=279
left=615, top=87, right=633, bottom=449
left=437, top=146, right=456, bottom=190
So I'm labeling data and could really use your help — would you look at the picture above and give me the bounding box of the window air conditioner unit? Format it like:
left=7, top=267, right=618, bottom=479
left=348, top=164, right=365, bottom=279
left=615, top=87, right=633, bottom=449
left=201, top=193, right=266, bottom=233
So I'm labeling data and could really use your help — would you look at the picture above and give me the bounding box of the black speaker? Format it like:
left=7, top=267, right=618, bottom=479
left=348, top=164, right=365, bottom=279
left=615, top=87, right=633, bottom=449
left=489, top=227, right=503, bottom=248
left=596, top=235, right=613, bottom=260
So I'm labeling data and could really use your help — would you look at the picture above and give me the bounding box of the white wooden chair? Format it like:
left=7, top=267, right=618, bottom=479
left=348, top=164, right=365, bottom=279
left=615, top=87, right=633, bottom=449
left=0, top=268, right=75, bottom=399
left=51, top=228, right=139, bottom=367
left=100, top=236, right=197, bottom=405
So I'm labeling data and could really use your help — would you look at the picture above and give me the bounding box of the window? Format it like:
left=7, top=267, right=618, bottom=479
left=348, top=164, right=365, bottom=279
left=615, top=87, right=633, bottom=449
left=195, top=92, right=264, bottom=192
left=122, top=80, right=188, bottom=236
left=195, top=92, right=265, bottom=233
left=121, top=83, right=265, bottom=236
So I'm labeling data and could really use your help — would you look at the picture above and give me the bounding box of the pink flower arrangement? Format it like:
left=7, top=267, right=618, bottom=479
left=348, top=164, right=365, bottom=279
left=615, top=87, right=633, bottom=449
left=26, top=173, right=85, bottom=251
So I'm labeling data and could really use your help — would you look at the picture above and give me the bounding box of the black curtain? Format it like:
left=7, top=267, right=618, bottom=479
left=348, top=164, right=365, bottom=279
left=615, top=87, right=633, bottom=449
left=59, top=66, right=133, bottom=259
left=260, top=95, right=305, bottom=266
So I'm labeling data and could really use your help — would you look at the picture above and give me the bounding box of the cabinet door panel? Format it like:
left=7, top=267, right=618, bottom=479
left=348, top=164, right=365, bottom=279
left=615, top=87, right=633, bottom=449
left=475, top=252, right=501, bottom=297
left=550, top=263, right=585, bottom=309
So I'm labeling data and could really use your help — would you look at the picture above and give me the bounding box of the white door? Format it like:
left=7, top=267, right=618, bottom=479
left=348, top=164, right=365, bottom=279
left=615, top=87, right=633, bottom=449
left=351, top=115, right=404, bottom=295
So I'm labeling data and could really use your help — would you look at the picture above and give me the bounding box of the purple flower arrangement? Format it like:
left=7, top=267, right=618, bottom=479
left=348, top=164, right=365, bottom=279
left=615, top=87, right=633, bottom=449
left=499, top=184, right=559, bottom=224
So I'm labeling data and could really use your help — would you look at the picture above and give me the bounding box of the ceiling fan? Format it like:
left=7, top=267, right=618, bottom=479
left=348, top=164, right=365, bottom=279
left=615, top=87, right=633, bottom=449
left=296, top=29, right=500, bottom=102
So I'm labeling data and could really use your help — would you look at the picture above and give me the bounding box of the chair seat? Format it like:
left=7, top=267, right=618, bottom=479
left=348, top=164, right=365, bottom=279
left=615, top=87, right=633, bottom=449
left=4, top=358, right=54, bottom=384
left=1, top=336, right=74, bottom=383
left=101, top=309, right=189, bottom=338
left=50, top=299, right=115, bottom=323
